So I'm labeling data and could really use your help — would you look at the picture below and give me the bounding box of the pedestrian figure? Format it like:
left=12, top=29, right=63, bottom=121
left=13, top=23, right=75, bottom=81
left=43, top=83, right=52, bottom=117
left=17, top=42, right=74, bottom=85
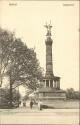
left=23, top=102, right=26, bottom=107
left=30, top=100, right=33, bottom=109
left=38, top=100, right=43, bottom=110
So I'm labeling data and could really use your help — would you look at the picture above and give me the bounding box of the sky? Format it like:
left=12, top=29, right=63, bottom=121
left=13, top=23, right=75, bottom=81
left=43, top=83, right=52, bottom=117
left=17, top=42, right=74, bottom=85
left=0, top=1, right=79, bottom=92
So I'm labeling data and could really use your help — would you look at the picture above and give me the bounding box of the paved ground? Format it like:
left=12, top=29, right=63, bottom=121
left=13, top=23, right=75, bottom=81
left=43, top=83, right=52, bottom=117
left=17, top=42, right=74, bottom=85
left=0, top=108, right=79, bottom=125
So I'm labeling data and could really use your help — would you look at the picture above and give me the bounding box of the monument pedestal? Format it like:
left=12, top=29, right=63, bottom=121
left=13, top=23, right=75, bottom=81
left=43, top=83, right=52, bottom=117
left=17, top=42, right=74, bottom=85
left=37, top=76, right=66, bottom=100
left=38, top=87, right=66, bottom=100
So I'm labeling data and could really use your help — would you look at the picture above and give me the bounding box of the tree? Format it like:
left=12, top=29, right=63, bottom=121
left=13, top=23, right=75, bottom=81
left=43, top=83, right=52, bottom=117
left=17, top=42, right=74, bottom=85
left=0, top=28, right=43, bottom=107
left=0, top=28, right=14, bottom=87
left=66, top=88, right=80, bottom=99
left=74, top=91, right=80, bottom=100
left=0, top=87, right=20, bottom=108
left=66, top=88, right=75, bottom=99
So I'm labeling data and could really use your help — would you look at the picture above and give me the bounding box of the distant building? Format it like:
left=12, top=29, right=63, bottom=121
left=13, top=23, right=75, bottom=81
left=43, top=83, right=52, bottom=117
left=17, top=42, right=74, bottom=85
left=37, top=22, right=66, bottom=100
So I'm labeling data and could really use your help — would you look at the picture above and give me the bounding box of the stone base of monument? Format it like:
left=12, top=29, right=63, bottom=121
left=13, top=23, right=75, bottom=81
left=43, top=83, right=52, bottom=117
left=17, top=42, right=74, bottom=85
left=35, top=88, right=66, bottom=109
left=37, top=87, right=66, bottom=100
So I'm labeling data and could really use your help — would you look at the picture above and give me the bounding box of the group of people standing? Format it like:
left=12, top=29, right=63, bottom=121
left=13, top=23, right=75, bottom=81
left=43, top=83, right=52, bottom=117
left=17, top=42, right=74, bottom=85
left=30, top=99, right=43, bottom=110
left=19, top=99, right=43, bottom=110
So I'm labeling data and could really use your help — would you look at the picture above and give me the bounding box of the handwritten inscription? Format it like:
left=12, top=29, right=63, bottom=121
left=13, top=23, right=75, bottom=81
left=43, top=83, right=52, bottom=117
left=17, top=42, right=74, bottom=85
left=63, top=3, right=74, bottom=6
left=9, top=3, right=17, bottom=6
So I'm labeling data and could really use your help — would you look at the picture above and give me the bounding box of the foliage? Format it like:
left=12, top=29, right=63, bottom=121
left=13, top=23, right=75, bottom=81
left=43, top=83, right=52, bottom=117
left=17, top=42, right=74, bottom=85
left=0, top=87, right=20, bottom=108
left=0, top=27, right=43, bottom=88
left=0, top=27, right=43, bottom=107
left=66, top=88, right=80, bottom=100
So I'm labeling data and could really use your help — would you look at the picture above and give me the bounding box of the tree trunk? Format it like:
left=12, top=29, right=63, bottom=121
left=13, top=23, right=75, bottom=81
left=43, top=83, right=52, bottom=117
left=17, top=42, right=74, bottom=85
left=9, top=76, right=13, bottom=108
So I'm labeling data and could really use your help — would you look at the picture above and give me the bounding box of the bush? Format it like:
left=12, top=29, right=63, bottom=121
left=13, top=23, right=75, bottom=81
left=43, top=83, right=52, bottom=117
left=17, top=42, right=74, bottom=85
left=66, top=88, right=80, bottom=100
left=0, top=88, right=20, bottom=108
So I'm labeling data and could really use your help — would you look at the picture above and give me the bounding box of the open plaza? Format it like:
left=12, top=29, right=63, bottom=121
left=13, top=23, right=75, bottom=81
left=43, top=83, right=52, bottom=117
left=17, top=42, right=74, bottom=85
left=0, top=100, right=79, bottom=125
left=0, top=107, right=79, bottom=125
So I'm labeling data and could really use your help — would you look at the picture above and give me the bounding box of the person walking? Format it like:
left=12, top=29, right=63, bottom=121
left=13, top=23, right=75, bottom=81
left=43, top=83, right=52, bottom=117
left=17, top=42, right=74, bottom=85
left=38, top=100, right=43, bottom=110
left=30, top=100, right=33, bottom=109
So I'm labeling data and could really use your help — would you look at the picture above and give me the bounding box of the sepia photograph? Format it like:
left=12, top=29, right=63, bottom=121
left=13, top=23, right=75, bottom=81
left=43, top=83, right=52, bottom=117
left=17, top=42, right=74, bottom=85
left=0, top=0, right=79, bottom=125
